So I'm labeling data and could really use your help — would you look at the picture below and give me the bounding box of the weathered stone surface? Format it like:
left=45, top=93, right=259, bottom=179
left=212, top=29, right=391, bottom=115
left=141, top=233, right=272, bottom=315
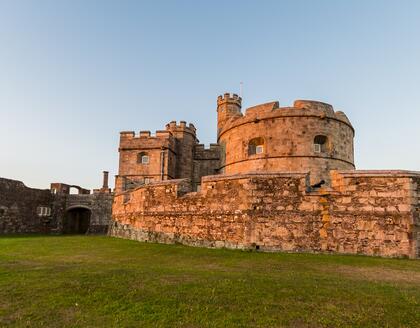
left=110, top=95, right=419, bottom=259
left=0, top=178, right=53, bottom=233
left=217, top=94, right=354, bottom=184
left=110, top=171, right=420, bottom=259
left=3, top=94, right=419, bottom=260
left=0, top=177, right=113, bottom=235
left=115, top=95, right=355, bottom=193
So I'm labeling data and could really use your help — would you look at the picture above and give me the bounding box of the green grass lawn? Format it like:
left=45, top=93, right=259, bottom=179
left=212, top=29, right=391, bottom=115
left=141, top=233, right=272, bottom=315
left=0, top=236, right=419, bottom=328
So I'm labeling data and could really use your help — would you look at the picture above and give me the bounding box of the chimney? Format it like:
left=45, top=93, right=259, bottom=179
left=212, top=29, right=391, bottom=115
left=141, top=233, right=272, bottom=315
left=102, top=171, right=109, bottom=189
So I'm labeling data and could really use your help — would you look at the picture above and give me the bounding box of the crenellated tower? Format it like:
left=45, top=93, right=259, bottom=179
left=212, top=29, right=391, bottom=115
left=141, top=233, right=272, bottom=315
left=217, top=93, right=242, bottom=138
left=115, top=129, right=176, bottom=192
left=165, top=121, right=198, bottom=181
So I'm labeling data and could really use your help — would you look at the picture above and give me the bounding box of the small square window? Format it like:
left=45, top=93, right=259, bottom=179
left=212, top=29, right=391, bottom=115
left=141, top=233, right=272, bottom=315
left=141, top=155, right=149, bottom=164
left=144, top=178, right=150, bottom=184
left=248, top=137, right=265, bottom=156
left=255, top=145, right=264, bottom=154
left=37, top=206, right=51, bottom=217
left=314, top=144, right=321, bottom=153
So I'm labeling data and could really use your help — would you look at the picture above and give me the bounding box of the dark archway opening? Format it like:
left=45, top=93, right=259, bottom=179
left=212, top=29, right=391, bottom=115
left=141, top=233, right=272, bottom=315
left=64, top=207, right=91, bottom=234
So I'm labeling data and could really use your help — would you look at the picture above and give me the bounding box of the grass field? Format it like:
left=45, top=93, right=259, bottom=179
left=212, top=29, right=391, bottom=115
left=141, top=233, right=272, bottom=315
left=0, top=236, right=419, bottom=328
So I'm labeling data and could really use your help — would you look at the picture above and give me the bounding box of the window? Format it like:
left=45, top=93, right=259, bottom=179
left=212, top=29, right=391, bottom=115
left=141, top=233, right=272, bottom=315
left=37, top=206, right=51, bottom=217
left=248, top=137, right=265, bottom=156
left=255, top=145, right=264, bottom=154
left=141, top=155, right=149, bottom=164
left=137, top=152, right=149, bottom=164
left=144, top=177, right=151, bottom=184
left=314, top=135, right=328, bottom=153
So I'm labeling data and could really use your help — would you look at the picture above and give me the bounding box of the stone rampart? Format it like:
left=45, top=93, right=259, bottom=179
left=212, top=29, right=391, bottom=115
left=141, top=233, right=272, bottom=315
left=328, top=170, right=420, bottom=257
left=110, top=170, right=420, bottom=258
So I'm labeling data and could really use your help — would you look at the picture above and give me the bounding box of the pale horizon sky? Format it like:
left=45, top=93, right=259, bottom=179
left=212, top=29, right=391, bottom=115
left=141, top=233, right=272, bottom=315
left=0, top=0, right=419, bottom=190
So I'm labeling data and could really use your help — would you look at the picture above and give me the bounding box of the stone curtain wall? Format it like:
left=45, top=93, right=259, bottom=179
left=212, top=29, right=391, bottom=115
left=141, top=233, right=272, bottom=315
left=328, top=171, right=419, bottom=258
left=0, top=177, right=113, bottom=235
left=111, top=173, right=317, bottom=250
left=0, top=178, right=55, bottom=233
left=110, top=171, right=420, bottom=258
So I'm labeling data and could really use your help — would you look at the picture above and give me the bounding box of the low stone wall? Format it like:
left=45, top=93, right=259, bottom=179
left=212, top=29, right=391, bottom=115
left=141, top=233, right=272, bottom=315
left=110, top=171, right=420, bottom=258
left=0, top=178, right=54, bottom=233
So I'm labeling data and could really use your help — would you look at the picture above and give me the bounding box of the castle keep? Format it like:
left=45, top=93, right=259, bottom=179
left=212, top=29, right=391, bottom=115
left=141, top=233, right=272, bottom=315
left=110, top=93, right=420, bottom=259
left=115, top=93, right=354, bottom=192
left=116, top=121, right=220, bottom=193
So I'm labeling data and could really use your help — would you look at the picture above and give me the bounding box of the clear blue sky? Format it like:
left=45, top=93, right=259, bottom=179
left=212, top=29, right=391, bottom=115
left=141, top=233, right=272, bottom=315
left=0, top=0, right=419, bottom=189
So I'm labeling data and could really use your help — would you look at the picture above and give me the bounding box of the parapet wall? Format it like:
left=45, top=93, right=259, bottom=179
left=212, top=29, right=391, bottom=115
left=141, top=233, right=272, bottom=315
left=119, top=130, right=175, bottom=150
left=110, top=170, right=420, bottom=258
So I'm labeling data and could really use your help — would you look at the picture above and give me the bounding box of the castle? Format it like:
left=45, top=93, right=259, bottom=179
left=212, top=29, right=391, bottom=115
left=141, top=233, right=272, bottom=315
left=1, top=93, right=419, bottom=258
left=115, top=94, right=354, bottom=192
left=110, top=93, right=419, bottom=259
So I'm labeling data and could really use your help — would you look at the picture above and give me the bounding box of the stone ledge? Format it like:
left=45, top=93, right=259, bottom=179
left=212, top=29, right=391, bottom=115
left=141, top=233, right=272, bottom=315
left=335, top=170, right=420, bottom=178
left=201, top=171, right=309, bottom=183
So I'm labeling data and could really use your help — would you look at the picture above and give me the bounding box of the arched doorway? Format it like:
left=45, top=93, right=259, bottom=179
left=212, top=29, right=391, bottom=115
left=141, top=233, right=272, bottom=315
left=63, top=207, right=91, bottom=234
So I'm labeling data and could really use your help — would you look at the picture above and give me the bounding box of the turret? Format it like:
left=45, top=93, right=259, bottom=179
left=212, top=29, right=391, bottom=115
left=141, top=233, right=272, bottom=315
left=217, top=93, right=242, bottom=138
left=165, top=121, right=198, bottom=181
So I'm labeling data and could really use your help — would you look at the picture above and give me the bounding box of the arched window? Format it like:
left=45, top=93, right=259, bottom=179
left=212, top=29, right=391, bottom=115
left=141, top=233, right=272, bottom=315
left=314, top=135, right=328, bottom=153
left=248, top=137, right=265, bottom=156
left=137, top=152, right=149, bottom=164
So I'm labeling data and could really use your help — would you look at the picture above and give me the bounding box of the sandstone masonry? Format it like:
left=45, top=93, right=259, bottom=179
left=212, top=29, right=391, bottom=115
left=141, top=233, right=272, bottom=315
left=110, top=94, right=420, bottom=258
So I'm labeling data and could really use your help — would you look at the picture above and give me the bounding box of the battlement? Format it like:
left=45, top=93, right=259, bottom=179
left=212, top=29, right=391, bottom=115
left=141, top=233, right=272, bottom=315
left=139, top=131, right=151, bottom=137
left=120, top=131, right=135, bottom=138
left=245, top=101, right=279, bottom=116
left=293, top=100, right=334, bottom=115
left=195, top=143, right=220, bottom=151
left=119, top=130, right=173, bottom=140
left=165, top=120, right=196, bottom=134
left=217, top=93, right=242, bottom=108
left=221, top=99, right=353, bottom=130
left=118, top=129, right=175, bottom=153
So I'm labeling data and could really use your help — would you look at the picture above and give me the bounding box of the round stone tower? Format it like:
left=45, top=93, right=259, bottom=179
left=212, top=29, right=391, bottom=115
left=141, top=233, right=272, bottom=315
left=217, top=94, right=355, bottom=184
